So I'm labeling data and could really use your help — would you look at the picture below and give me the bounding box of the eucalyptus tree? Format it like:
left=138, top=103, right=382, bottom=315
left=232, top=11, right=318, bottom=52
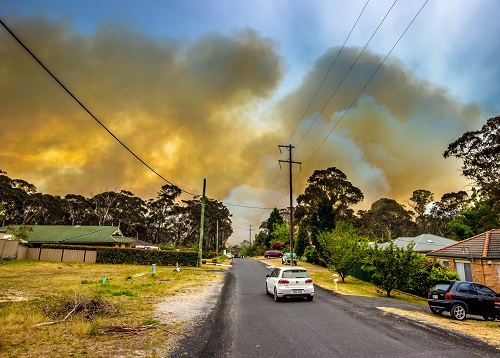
left=90, top=190, right=120, bottom=226
left=0, top=171, right=31, bottom=224
left=63, top=194, right=94, bottom=226
left=21, top=193, right=67, bottom=225
left=444, top=115, right=500, bottom=206
left=171, top=196, right=233, bottom=249
left=112, top=190, right=148, bottom=239
left=358, top=198, right=415, bottom=241
left=146, top=183, right=182, bottom=244
left=408, top=189, right=434, bottom=233
left=202, top=197, right=233, bottom=250
left=295, top=167, right=363, bottom=239
left=444, top=115, right=500, bottom=233
left=427, top=191, right=469, bottom=237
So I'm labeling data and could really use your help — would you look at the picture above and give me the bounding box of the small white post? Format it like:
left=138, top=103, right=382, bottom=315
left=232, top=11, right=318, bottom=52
left=333, top=274, right=339, bottom=291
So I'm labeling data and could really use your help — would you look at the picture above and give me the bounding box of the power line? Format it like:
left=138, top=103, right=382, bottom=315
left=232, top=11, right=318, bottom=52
left=299, top=0, right=430, bottom=174
left=269, top=0, right=398, bottom=212
left=293, top=0, right=397, bottom=152
left=0, top=18, right=197, bottom=197
left=260, top=0, right=371, bottom=216
left=0, top=18, right=290, bottom=212
left=285, top=0, right=371, bottom=146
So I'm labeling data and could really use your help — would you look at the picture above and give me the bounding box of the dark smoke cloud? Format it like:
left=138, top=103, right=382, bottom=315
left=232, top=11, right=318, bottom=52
left=0, top=15, right=485, bottom=243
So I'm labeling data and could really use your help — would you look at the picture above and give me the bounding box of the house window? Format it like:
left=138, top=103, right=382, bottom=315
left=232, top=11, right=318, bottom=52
left=441, top=260, right=449, bottom=267
left=456, top=262, right=472, bottom=281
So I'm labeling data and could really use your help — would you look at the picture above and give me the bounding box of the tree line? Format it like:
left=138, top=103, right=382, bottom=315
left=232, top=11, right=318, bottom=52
left=0, top=174, right=233, bottom=250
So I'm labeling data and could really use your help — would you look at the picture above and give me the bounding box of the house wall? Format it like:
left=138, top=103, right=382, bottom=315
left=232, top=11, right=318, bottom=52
left=437, top=256, right=500, bottom=292
left=479, top=259, right=500, bottom=292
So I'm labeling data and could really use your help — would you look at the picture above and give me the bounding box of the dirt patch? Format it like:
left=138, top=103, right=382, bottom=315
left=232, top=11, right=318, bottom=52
left=0, top=289, right=30, bottom=302
left=151, top=279, right=225, bottom=356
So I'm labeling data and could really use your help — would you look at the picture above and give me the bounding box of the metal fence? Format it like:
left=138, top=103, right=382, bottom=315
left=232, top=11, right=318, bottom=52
left=0, top=239, right=96, bottom=263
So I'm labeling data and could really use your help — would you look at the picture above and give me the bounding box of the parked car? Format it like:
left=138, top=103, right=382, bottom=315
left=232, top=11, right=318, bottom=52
left=264, top=250, right=283, bottom=258
left=281, top=252, right=298, bottom=265
left=265, top=266, right=314, bottom=302
left=427, top=280, right=500, bottom=321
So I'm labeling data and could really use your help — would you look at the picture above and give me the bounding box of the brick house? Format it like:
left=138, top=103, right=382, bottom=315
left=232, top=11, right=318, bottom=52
left=427, top=229, right=500, bottom=292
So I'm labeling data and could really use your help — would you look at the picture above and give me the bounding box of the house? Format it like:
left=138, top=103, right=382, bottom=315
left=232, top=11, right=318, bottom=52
left=4, top=225, right=135, bottom=248
left=376, top=234, right=457, bottom=253
left=427, top=229, right=500, bottom=292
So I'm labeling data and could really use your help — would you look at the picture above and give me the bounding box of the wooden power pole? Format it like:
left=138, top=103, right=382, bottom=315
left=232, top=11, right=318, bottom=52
left=279, top=145, right=301, bottom=263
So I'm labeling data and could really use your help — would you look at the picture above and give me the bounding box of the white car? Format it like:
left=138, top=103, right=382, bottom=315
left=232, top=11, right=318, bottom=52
left=265, top=266, right=314, bottom=302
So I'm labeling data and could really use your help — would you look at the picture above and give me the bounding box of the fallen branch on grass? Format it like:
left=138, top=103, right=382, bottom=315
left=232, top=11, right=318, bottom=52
left=99, top=324, right=181, bottom=335
left=34, top=295, right=119, bottom=327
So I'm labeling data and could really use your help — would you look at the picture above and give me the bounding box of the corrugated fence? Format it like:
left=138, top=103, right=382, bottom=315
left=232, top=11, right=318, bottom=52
left=1, top=239, right=96, bottom=263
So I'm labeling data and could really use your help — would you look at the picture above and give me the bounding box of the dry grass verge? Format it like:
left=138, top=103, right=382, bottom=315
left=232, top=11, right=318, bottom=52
left=380, top=307, right=500, bottom=349
left=0, top=260, right=228, bottom=357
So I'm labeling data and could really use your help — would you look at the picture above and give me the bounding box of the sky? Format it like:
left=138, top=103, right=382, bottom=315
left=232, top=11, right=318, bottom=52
left=1, top=0, right=499, bottom=244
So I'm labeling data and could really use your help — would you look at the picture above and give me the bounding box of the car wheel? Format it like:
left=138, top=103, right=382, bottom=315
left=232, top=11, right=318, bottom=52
left=482, top=314, right=495, bottom=321
left=273, top=288, right=280, bottom=302
left=306, top=296, right=313, bottom=301
left=430, top=307, right=443, bottom=315
left=450, top=303, right=467, bottom=321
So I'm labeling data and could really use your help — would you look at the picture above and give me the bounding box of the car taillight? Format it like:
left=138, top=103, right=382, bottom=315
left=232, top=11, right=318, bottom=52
left=445, top=292, right=452, bottom=301
left=495, top=298, right=500, bottom=306
left=305, top=279, right=313, bottom=284
left=278, top=279, right=289, bottom=284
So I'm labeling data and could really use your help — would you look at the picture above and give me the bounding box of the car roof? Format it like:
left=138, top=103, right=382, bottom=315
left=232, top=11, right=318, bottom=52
left=277, top=266, right=307, bottom=271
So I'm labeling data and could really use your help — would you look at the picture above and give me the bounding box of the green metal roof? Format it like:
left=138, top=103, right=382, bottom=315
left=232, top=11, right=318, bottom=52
left=376, top=234, right=457, bottom=252
left=6, top=225, right=135, bottom=244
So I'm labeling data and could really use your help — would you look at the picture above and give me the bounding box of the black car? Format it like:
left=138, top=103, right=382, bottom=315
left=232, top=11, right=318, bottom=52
left=427, top=280, right=500, bottom=321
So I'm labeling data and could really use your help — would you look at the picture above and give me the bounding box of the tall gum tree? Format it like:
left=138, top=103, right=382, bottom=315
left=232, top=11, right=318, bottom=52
left=295, top=167, right=363, bottom=237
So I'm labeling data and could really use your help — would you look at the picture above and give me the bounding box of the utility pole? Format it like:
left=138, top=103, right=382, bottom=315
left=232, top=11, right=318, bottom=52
left=198, top=179, right=206, bottom=267
left=216, top=220, right=219, bottom=255
left=249, top=224, right=253, bottom=245
left=279, top=145, right=301, bottom=264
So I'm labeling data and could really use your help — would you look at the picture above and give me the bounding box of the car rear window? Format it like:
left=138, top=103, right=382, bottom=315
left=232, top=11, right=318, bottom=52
left=283, top=270, right=310, bottom=279
left=432, top=283, right=451, bottom=291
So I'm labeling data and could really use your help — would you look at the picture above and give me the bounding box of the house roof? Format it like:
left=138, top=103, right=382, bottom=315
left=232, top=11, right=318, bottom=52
left=377, top=234, right=457, bottom=252
left=428, top=229, right=500, bottom=260
left=6, top=225, right=135, bottom=245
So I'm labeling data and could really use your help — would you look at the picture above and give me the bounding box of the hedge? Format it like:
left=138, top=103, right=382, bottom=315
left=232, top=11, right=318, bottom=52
left=41, top=244, right=198, bottom=266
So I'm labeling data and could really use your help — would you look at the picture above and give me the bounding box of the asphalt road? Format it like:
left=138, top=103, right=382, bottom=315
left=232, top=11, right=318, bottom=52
left=171, top=259, right=499, bottom=358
